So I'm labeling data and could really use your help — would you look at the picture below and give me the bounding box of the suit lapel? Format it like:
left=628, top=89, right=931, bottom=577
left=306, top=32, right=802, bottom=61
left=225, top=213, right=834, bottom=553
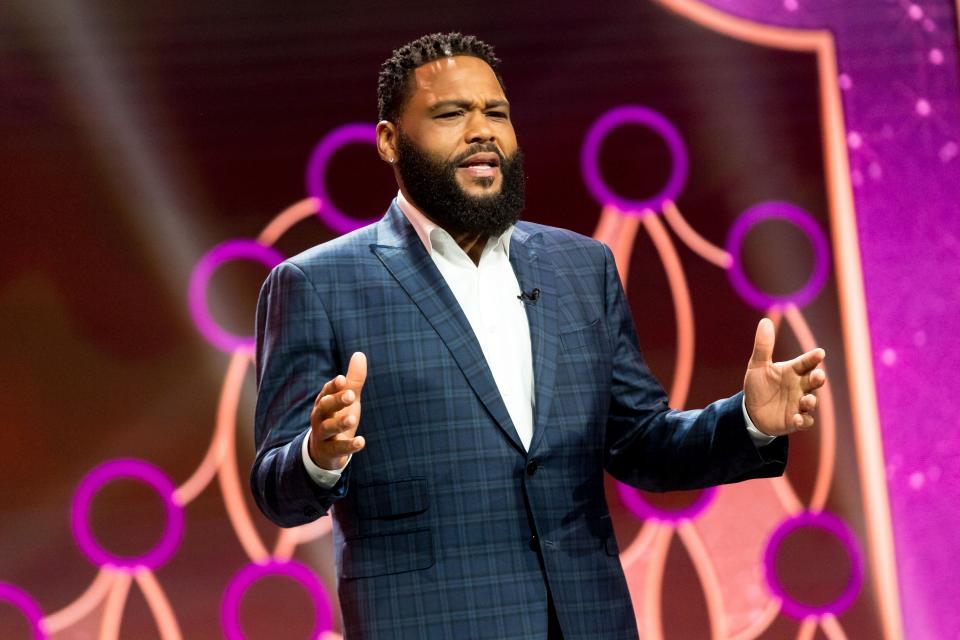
left=371, top=204, right=525, bottom=454
left=509, top=227, right=560, bottom=456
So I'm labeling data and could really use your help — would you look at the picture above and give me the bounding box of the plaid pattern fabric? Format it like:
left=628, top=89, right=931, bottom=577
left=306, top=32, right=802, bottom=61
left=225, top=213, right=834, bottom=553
left=252, top=202, right=787, bottom=639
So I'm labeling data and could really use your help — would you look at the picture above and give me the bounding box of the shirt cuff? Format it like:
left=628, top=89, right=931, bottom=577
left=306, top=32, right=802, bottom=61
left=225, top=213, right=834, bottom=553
left=742, top=398, right=777, bottom=446
left=301, top=431, right=351, bottom=488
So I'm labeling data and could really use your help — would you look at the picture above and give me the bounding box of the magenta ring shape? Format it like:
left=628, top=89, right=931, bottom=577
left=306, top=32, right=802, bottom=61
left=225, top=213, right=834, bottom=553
left=763, top=510, right=864, bottom=619
left=188, top=239, right=284, bottom=353
left=616, top=481, right=717, bottom=523
left=70, top=458, right=184, bottom=570
left=580, top=105, right=688, bottom=214
left=306, top=123, right=382, bottom=234
left=221, top=559, right=332, bottom=639
left=0, top=582, right=46, bottom=639
left=725, top=201, right=830, bottom=311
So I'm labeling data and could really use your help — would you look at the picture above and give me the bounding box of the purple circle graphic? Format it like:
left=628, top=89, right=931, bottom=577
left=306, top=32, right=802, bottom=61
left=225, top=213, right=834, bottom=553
left=0, top=583, right=46, bottom=639
left=617, top=482, right=718, bottom=523
left=188, top=239, right=285, bottom=353
left=763, top=510, right=864, bottom=619
left=70, top=458, right=184, bottom=570
left=580, top=105, right=689, bottom=214
left=221, top=560, right=332, bottom=640
left=306, top=123, right=382, bottom=234
left=725, top=201, right=830, bottom=311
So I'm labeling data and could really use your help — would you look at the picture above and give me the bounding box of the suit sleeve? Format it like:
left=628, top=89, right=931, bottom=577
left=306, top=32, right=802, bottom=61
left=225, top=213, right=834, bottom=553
left=599, top=244, right=788, bottom=491
left=251, top=261, right=350, bottom=527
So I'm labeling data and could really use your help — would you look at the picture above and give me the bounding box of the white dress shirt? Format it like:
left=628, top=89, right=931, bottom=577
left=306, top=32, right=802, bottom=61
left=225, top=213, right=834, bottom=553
left=302, top=193, right=774, bottom=487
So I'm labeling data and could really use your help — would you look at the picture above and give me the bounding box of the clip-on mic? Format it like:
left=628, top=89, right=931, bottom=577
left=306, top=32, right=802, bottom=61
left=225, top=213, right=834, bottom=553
left=517, top=287, right=541, bottom=304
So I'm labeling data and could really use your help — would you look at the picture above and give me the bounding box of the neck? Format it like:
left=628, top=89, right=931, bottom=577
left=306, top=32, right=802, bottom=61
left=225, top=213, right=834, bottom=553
left=450, top=231, right=489, bottom=265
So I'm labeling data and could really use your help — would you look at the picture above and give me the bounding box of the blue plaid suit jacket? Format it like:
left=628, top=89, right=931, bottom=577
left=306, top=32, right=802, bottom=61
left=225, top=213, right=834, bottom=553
left=252, top=201, right=787, bottom=639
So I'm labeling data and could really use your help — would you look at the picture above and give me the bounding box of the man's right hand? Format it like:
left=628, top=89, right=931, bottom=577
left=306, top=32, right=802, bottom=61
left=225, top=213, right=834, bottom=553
left=308, top=352, right=367, bottom=470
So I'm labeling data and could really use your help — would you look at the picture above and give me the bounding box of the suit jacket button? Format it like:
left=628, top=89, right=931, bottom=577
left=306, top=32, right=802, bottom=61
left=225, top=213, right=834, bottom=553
left=526, top=458, right=539, bottom=476
left=529, top=534, right=539, bottom=551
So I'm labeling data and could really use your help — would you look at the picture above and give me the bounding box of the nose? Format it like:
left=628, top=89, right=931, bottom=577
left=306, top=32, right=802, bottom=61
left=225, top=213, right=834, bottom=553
left=464, top=111, right=495, bottom=145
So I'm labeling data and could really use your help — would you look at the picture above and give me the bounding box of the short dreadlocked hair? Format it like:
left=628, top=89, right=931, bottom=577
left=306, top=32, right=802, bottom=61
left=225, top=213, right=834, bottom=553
left=377, top=32, right=504, bottom=123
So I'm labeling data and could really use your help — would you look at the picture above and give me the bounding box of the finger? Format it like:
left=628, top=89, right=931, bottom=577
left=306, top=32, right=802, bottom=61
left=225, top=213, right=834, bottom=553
left=314, top=375, right=346, bottom=406
left=314, top=380, right=335, bottom=406
left=791, top=348, right=826, bottom=375
left=314, top=389, right=357, bottom=418
left=316, top=412, right=358, bottom=438
left=791, top=413, right=815, bottom=431
left=749, top=318, right=776, bottom=366
left=310, top=389, right=356, bottom=424
left=799, top=393, right=818, bottom=413
left=801, top=368, right=827, bottom=392
left=346, top=352, right=368, bottom=391
left=320, top=435, right=366, bottom=456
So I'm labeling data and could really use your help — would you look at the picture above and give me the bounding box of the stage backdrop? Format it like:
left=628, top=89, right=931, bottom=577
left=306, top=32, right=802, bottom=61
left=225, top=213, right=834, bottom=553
left=2, top=1, right=958, bottom=638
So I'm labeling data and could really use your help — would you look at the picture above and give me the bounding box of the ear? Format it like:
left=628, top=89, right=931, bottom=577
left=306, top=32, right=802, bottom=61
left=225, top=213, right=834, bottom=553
left=376, top=120, right=398, bottom=165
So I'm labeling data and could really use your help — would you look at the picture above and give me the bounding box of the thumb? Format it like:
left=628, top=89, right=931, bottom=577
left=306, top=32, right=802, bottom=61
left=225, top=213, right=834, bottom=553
left=346, top=351, right=368, bottom=390
left=749, top=318, right=775, bottom=367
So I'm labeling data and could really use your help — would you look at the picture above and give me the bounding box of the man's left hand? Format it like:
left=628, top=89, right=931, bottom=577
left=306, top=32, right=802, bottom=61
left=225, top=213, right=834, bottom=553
left=743, top=318, right=826, bottom=437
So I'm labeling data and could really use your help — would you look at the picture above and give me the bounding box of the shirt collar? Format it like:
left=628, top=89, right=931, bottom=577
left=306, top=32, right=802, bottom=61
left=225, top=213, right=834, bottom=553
left=395, top=190, right=514, bottom=259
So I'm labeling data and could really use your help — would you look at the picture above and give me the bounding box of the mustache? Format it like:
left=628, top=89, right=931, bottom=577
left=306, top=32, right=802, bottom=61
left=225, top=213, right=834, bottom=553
left=450, top=143, right=505, bottom=166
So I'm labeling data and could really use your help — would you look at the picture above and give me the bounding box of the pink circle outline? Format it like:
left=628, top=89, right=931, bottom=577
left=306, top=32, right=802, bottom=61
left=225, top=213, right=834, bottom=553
left=0, top=582, right=46, bottom=639
left=763, top=510, right=864, bottom=619
left=617, top=482, right=718, bottom=523
left=580, top=105, right=689, bottom=214
left=70, top=458, right=184, bottom=570
left=305, top=123, right=382, bottom=233
left=188, top=239, right=285, bottom=353
left=725, top=201, right=830, bottom=311
left=221, top=560, right=332, bottom=639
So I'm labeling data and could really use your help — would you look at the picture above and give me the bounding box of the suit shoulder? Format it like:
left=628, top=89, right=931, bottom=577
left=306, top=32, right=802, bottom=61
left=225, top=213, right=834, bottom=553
left=284, top=223, right=379, bottom=269
left=261, top=222, right=380, bottom=296
left=516, top=221, right=609, bottom=261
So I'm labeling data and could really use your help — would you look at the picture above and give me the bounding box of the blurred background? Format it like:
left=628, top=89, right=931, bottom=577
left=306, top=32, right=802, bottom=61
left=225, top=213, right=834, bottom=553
left=1, top=1, right=958, bottom=638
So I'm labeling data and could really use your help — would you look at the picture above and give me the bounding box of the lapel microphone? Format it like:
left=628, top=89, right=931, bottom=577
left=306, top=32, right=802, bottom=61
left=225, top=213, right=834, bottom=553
left=517, top=288, right=541, bottom=304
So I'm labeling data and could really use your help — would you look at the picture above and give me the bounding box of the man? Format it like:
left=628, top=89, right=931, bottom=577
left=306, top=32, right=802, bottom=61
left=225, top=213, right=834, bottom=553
left=252, top=33, right=825, bottom=639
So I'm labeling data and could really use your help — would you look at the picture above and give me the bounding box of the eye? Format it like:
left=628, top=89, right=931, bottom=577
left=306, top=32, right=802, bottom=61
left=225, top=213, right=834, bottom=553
left=435, top=110, right=463, bottom=119
left=486, top=111, right=509, bottom=119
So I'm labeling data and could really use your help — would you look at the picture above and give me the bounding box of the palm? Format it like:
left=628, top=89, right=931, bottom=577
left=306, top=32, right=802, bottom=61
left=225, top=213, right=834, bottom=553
left=743, top=319, right=826, bottom=436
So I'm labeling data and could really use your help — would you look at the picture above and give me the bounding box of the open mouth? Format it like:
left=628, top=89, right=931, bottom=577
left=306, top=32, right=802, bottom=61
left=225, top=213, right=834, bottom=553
left=457, top=152, right=501, bottom=179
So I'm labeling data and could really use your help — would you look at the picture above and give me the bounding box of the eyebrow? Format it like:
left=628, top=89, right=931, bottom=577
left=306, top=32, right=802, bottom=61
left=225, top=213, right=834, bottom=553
left=428, top=99, right=510, bottom=112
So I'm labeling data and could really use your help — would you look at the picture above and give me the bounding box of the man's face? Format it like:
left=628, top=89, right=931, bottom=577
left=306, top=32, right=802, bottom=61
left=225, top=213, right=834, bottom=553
left=399, top=55, right=518, bottom=198
left=385, top=55, right=525, bottom=236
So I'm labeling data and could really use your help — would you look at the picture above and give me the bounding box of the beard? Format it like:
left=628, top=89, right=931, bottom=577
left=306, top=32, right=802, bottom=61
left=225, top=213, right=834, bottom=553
left=395, top=131, right=526, bottom=237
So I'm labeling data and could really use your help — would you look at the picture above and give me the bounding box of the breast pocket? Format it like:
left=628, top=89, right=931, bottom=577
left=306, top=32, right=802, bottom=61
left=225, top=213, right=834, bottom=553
left=342, top=478, right=434, bottom=579
left=556, top=317, right=609, bottom=405
left=559, top=317, right=602, bottom=353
